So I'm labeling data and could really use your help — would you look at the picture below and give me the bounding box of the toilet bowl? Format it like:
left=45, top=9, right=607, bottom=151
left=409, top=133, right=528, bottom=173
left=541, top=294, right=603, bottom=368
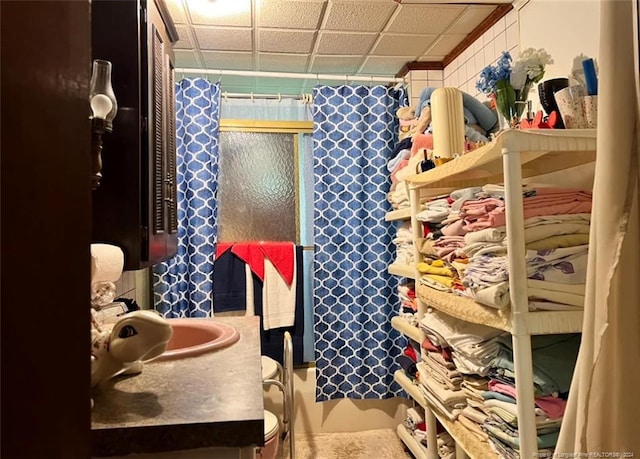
left=256, top=409, right=280, bottom=459
left=261, top=355, right=280, bottom=381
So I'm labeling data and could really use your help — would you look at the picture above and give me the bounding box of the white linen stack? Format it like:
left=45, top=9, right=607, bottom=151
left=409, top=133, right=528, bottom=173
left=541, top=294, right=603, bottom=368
left=420, top=309, right=504, bottom=376
left=393, top=221, right=414, bottom=266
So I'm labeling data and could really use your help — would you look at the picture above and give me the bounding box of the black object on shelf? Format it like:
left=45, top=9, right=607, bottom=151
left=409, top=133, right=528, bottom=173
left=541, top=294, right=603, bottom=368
left=538, top=78, right=569, bottom=129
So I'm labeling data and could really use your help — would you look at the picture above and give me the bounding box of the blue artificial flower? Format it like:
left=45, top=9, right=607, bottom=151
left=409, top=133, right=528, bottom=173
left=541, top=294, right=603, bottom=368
left=495, top=51, right=512, bottom=81
left=476, top=51, right=513, bottom=95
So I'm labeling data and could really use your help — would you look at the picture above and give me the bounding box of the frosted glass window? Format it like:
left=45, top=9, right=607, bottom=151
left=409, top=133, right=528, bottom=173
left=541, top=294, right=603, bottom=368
left=218, top=131, right=297, bottom=242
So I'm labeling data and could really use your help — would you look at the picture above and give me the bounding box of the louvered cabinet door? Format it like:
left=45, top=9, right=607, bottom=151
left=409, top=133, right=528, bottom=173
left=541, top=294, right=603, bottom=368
left=164, top=54, right=178, bottom=259
left=147, top=1, right=178, bottom=265
left=147, top=22, right=169, bottom=265
left=91, top=0, right=178, bottom=270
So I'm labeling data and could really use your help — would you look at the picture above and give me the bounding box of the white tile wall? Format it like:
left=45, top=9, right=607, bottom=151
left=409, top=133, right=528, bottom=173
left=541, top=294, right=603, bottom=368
left=443, top=11, right=520, bottom=104
left=407, top=68, right=444, bottom=109
left=114, top=270, right=137, bottom=299
left=112, top=268, right=151, bottom=310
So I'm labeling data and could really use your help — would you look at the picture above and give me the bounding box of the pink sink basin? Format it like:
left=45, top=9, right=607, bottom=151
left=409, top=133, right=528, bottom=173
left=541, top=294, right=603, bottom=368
left=153, top=319, right=240, bottom=361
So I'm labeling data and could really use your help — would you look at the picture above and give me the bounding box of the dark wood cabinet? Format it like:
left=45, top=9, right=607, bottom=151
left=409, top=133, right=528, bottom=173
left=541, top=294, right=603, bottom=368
left=92, top=0, right=179, bottom=270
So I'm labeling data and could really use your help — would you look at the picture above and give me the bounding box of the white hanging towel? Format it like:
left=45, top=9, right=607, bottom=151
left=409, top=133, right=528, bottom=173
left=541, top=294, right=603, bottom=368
left=262, top=244, right=297, bottom=330
left=245, top=264, right=255, bottom=316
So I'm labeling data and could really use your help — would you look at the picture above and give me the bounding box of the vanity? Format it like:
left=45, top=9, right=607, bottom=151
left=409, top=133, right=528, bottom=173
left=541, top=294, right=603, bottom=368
left=91, top=316, right=264, bottom=458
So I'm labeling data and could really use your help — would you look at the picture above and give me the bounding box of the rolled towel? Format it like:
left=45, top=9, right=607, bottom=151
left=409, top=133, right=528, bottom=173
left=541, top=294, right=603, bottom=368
left=91, top=243, right=124, bottom=283
left=469, top=281, right=510, bottom=309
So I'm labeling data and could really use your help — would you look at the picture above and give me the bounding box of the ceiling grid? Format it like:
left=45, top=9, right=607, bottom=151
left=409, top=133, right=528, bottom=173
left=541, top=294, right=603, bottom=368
left=167, top=0, right=512, bottom=94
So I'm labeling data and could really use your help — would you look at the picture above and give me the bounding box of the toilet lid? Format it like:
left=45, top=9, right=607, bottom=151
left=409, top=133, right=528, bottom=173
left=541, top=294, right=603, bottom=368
left=264, top=410, right=279, bottom=440
left=261, top=356, right=279, bottom=381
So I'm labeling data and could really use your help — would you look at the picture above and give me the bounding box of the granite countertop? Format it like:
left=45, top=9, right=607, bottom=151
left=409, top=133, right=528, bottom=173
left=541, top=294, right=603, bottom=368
left=91, top=316, right=264, bottom=457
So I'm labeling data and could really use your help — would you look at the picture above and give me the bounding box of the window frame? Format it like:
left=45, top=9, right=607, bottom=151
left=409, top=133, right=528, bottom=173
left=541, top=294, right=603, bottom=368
left=218, top=119, right=313, bottom=243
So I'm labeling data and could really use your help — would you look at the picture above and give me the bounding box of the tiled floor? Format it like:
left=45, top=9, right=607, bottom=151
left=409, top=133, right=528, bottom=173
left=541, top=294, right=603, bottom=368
left=279, top=428, right=412, bottom=459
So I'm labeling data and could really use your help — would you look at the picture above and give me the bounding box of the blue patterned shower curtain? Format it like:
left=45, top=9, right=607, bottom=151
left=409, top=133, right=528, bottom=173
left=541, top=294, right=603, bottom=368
left=153, top=79, right=220, bottom=318
left=313, top=85, right=406, bottom=401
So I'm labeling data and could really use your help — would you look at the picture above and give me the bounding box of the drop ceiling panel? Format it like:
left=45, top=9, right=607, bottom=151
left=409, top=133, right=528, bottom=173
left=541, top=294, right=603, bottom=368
left=386, top=5, right=465, bottom=34
left=169, top=0, right=513, bottom=95
left=359, top=55, right=417, bottom=75
left=202, top=51, right=254, bottom=70
left=310, top=55, right=364, bottom=74
left=446, top=6, right=495, bottom=34
left=189, top=1, right=253, bottom=26
left=257, top=29, right=316, bottom=53
left=423, top=33, right=467, bottom=57
left=194, top=27, right=253, bottom=51
left=323, top=1, right=396, bottom=32
left=258, top=53, right=310, bottom=72
left=166, top=0, right=188, bottom=24
left=371, top=33, right=437, bottom=57
left=258, top=0, right=326, bottom=29
left=316, top=32, right=378, bottom=55
left=174, top=25, right=194, bottom=49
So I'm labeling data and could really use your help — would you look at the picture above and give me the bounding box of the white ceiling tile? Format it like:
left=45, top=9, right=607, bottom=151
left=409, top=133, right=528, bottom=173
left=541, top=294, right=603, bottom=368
left=174, top=49, right=201, bottom=68
left=258, top=29, right=316, bottom=53
left=446, top=6, right=494, bottom=34
left=165, top=0, right=188, bottom=24
left=187, top=0, right=252, bottom=27
left=316, top=32, right=377, bottom=55
left=167, top=1, right=505, bottom=97
left=174, top=25, right=194, bottom=49
left=257, top=53, right=309, bottom=72
left=258, top=0, right=326, bottom=29
left=371, top=33, right=437, bottom=57
left=194, top=27, right=253, bottom=51
left=310, top=55, right=364, bottom=74
left=323, top=1, right=396, bottom=32
left=424, top=33, right=467, bottom=57
left=387, top=5, right=465, bottom=34
left=359, top=56, right=413, bottom=75
left=201, top=51, right=254, bottom=70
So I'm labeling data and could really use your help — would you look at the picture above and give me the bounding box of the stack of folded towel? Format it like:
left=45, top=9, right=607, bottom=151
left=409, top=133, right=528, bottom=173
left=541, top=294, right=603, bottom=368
left=417, top=310, right=505, bottom=420
left=412, top=184, right=592, bottom=311
left=393, top=221, right=414, bottom=266
left=397, top=281, right=417, bottom=323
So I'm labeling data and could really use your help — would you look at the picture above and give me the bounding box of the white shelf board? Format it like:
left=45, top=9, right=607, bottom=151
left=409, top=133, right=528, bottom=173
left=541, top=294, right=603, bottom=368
left=386, top=207, right=412, bottom=221
left=406, top=129, right=597, bottom=191
left=394, top=370, right=498, bottom=459
left=416, top=284, right=584, bottom=335
left=388, top=263, right=415, bottom=278
left=391, top=316, right=424, bottom=343
left=394, top=370, right=427, bottom=409
left=397, top=423, right=428, bottom=459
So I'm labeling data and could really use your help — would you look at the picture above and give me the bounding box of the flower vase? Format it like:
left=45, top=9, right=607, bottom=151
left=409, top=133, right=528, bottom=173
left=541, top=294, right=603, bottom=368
left=494, top=89, right=516, bottom=130
left=495, top=80, right=532, bottom=129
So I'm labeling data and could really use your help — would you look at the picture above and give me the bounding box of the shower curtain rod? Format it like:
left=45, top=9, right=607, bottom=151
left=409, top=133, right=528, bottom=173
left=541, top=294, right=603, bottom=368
left=221, top=91, right=312, bottom=101
left=175, top=67, right=406, bottom=84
